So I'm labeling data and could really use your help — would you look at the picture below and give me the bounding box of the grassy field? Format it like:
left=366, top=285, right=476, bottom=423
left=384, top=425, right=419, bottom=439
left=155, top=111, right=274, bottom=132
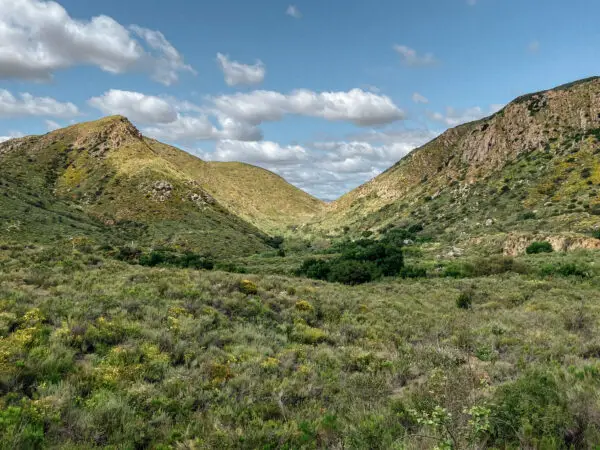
left=2, top=240, right=600, bottom=449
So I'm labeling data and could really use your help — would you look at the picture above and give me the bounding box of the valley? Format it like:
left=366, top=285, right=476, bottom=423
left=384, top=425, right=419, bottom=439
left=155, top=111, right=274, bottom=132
left=2, top=77, right=600, bottom=449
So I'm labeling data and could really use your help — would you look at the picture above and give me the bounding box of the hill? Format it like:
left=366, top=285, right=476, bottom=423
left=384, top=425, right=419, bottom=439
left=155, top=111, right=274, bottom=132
left=145, top=138, right=324, bottom=232
left=0, top=116, right=285, bottom=256
left=312, top=76, right=600, bottom=251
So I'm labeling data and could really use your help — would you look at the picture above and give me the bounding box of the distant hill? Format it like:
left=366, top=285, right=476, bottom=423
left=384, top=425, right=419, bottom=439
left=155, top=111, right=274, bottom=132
left=0, top=116, right=320, bottom=255
left=312, top=77, right=600, bottom=248
left=145, top=139, right=324, bottom=232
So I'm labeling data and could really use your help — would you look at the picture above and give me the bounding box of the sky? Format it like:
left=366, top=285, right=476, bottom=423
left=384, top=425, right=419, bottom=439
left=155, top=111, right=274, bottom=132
left=1, top=0, right=599, bottom=200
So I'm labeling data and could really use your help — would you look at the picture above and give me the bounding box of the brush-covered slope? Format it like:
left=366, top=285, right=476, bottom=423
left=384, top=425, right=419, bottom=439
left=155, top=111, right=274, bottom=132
left=316, top=77, right=600, bottom=242
left=145, top=139, right=324, bottom=232
left=0, top=116, right=273, bottom=256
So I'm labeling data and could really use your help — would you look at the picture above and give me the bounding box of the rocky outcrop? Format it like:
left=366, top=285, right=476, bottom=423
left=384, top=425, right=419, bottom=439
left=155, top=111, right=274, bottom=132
left=150, top=181, right=173, bottom=202
left=73, top=116, right=143, bottom=158
left=318, top=77, right=600, bottom=231
left=503, top=232, right=600, bottom=256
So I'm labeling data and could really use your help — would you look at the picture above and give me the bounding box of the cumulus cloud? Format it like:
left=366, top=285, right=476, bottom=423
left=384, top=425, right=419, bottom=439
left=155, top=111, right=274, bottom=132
left=286, top=5, right=302, bottom=18
left=45, top=120, right=61, bottom=131
left=144, top=114, right=262, bottom=142
left=217, top=53, right=266, bottom=86
left=412, top=92, right=429, bottom=104
left=0, top=89, right=79, bottom=118
left=140, top=87, right=404, bottom=144
left=212, top=88, right=405, bottom=126
left=201, top=128, right=435, bottom=199
left=428, top=105, right=502, bottom=126
left=393, top=45, right=437, bottom=67
left=210, top=140, right=307, bottom=164
left=0, top=0, right=194, bottom=84
left=0, top=131, right=24, bottom=143
left=89, top=90, right=178, bottom=124
left=144, top=115, right=218, bottom=141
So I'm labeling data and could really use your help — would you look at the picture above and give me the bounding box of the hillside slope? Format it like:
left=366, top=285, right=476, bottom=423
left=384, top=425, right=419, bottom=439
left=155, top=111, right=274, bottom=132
left=0, top=116, right=273, bottom=256
left=145, top=139, right=324, bottom=232
left=314, top=77, right=600, bottom=244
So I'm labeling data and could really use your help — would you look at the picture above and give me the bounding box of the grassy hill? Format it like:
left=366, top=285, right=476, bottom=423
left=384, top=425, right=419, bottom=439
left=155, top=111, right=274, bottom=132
left=146, top=138, right=324, bottom=232
left=312, top=77, right=600, bottom=252
left=0, top=116, right=324, bottom=257
left=0, top=116, right=273, bottom=257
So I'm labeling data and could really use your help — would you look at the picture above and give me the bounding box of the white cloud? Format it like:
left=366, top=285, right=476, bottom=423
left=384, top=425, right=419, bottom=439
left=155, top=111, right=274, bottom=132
left=428, top=105, right=502, bottom=127
left=412, top=92, right=429, bottom=104
left=45, top=119, right=61, bottom=131
left=89, top=87, right=405, bottom=154
left=393, top=45, right=437, bottom=67
left=0, top=0, right=194, bottom=84
left=88, top=90, right=178, bottom=124
left=144, top=114, right=263, bottom=142
left=209, top=140, right=307, bottom=164
left=0, top=131, right=24, bottom=143
left=200, top=128, right=435, bottom=199
left=0, top=89, right=79, bottom=118
left=212, top=88, right=405, bottom=126
left=144, top=115, right=218, bottom=141
left=130, top=26, right=196, bottom=85
left=216, top=53, right=266, bottom=86
left=286, top=5, right=302, bottom=18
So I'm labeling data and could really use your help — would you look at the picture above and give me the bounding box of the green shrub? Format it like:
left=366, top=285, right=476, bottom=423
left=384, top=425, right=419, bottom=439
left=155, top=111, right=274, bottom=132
left=456, top=291, right=473, bottom=309
left=297, top=258, right=330, bottom=280
left=489, top=370, right=571, bottom=447
left=116, top=246, right=142, bottom=262
left=526, top=241, right=553, bottom=254
left=519, top=211, right=536, bottom=220
left=298, top=236, right=404, bottom=284
left=399, top=266, right=427, bottom=278
left=138, top=250, right=213, bottom=270
left=328, top=260, right=378, bottom=285
left=444, top=262, right=475, bottom=278
left=215, top=262, right=248, bottom=273
left=540, top=263, right=591, bottom=278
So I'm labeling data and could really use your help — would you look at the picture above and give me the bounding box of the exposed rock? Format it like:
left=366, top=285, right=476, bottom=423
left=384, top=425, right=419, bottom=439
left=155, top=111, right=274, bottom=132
left=503, top=232, right=600, bottom=256
left=485, top=219, right=494, bottom=227
left=149, top=180, right=173, bottom=202
left=74, top=116, right=143, bottom=158
left=190, top=191, right=216, bottom=207
left=446, top=246, right=464, bottom=258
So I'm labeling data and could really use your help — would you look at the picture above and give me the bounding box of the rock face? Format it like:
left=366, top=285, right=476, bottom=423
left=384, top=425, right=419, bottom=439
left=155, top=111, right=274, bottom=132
left=503, top=233, right=600, bottom=256
left=150, top=181, right=173, bottom=202
left=73, top=116, right=143, bottom=158
left=314, top=77, right=600, bottom=236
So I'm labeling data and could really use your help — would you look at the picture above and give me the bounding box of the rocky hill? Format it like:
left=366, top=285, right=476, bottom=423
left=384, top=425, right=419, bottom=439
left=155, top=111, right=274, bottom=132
left=312, top=77, right=600, bottom=250
left=0, top=116, right=320, bottom=255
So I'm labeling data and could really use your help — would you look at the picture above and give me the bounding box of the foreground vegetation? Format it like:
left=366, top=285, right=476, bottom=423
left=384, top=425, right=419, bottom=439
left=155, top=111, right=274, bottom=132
left=2, top=239, right=600, bottom=449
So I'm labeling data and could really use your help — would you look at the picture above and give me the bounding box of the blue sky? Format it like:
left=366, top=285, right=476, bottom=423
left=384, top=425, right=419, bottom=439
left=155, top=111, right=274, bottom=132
left=1, top=0, right=599, bottom=199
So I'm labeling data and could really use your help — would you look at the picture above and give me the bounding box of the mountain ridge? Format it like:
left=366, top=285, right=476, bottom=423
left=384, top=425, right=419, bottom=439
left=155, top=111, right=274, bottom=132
left=310, top=76, right=600, bottom=243
left=0, top=115, right=321, bottom=255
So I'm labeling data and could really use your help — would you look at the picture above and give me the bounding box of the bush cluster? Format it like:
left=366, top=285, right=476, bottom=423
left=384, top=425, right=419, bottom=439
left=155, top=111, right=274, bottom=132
left=444, top=256, right=528, bottom=278
left=116, top=247, right=214, bottom=270
left=297, top=236, right=405, bottom=285
left=526, top=241, right=554, bottom=254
